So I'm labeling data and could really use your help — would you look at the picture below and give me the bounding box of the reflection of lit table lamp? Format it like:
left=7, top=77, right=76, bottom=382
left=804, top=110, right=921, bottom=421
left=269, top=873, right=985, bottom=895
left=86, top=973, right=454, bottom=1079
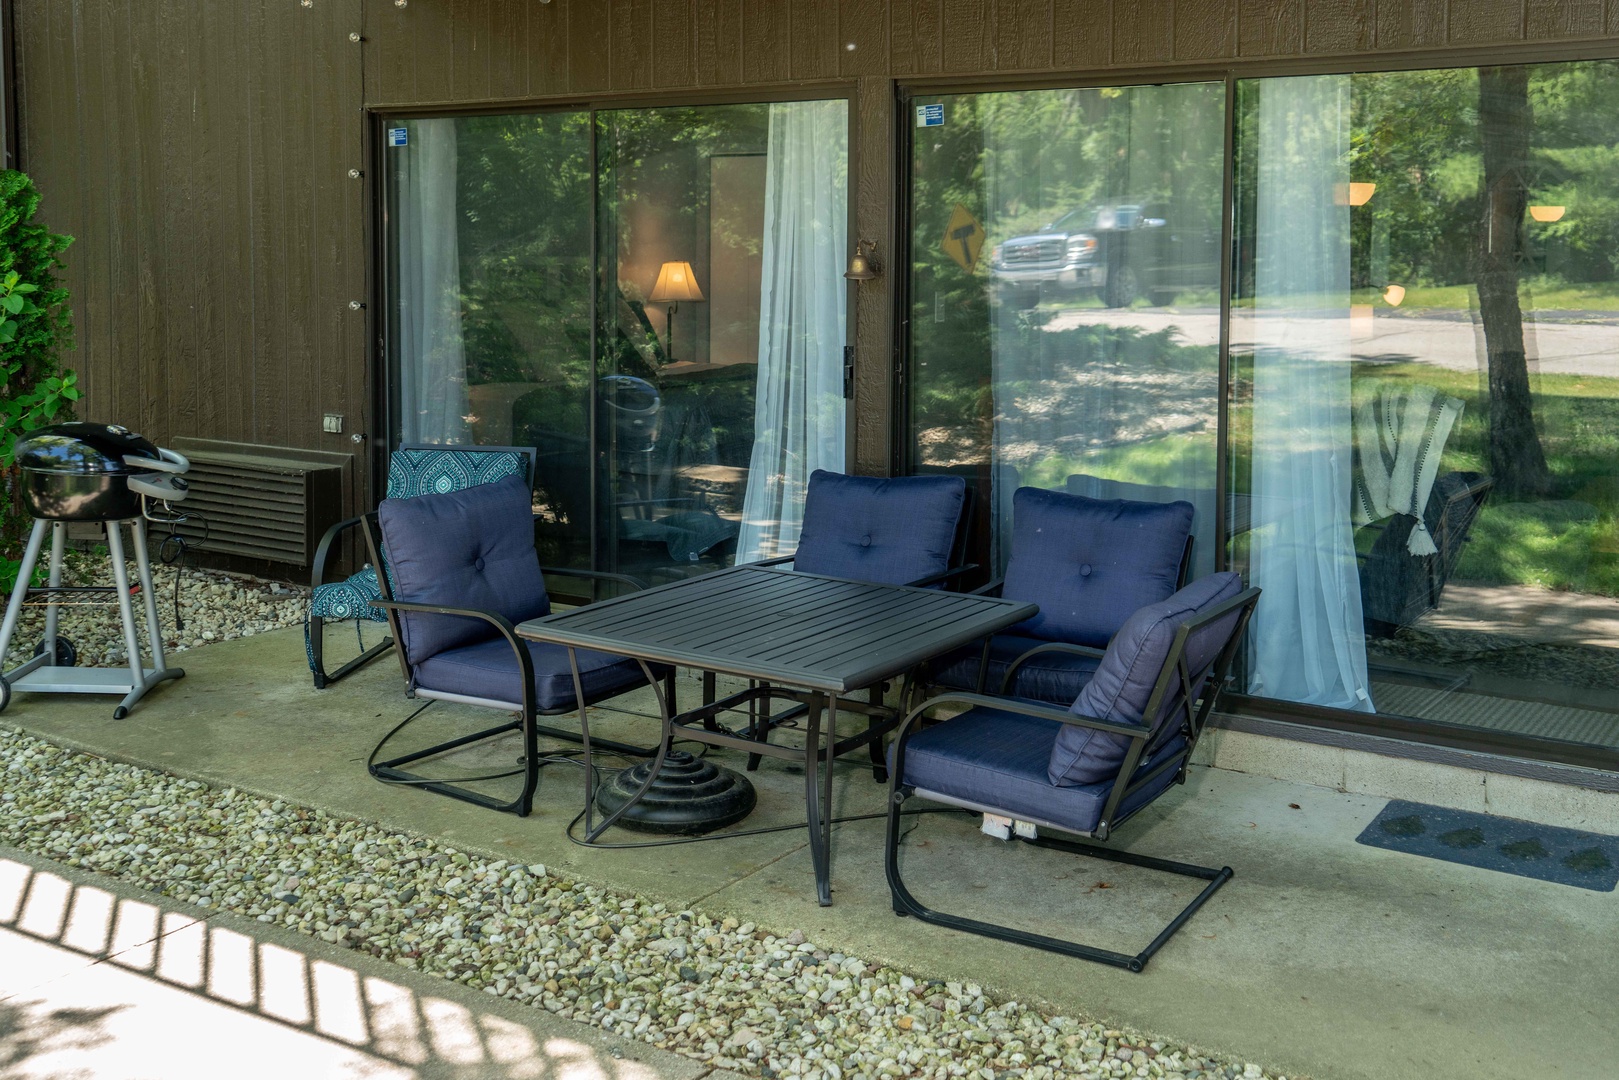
left=650, top=261, right=705, bottom=364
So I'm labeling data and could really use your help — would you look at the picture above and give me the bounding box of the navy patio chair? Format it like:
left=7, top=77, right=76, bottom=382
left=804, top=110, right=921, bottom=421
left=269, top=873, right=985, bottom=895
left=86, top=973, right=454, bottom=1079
left=925, top=486, right=1194, bottom=708
left=360, top=474, right=671, bottom=817
left=740, top=469, right=974, bottom=778
left=758, top=469, right=974, bottom=588
left=886, top=571, right=1259, bottom=971
left=306, top=444, right=537, bottom=689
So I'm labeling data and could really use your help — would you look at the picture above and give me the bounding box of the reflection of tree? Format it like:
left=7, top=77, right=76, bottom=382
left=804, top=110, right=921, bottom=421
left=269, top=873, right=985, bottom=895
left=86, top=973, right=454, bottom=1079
left=1477, top=65, right=1551, bottom=497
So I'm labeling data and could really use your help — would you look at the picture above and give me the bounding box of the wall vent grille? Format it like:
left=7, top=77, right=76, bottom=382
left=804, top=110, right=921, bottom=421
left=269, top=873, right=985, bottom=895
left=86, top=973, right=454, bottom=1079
left=156, top=439, right=350, bottom=567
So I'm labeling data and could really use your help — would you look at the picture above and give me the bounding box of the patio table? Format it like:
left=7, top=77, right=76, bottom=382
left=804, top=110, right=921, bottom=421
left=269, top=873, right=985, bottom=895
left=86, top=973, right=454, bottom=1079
left=517, top=563, right=1037, bottom=905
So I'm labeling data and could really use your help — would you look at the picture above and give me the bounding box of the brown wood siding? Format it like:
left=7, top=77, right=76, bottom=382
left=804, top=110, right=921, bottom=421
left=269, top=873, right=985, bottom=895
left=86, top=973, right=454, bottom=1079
left=12, top=0, right=1617, bottom=533
left=13, top=0, right=367, bottom=526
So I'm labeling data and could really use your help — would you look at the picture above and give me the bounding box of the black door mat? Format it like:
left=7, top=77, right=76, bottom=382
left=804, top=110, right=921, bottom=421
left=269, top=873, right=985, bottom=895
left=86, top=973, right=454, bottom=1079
left=1356, top=799, right=1619, bottom=892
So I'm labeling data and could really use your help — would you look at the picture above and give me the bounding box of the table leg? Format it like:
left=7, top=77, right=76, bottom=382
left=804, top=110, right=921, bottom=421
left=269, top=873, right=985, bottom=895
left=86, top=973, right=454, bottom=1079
left=822, top=693, right=838, bottom=904
left=803, top=696, right=832, bottom=906
left=867, top=684, right=888, bottom=783
left=701, top=671, right=717, bottom=729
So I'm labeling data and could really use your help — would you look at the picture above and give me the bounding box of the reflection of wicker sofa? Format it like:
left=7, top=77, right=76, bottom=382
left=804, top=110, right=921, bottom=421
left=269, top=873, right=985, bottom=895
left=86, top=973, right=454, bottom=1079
left=1356, top=471, right=1493, bottom=638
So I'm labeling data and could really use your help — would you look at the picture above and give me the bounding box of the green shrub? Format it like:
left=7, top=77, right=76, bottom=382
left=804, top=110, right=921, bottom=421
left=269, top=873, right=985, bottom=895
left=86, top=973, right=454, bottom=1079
left=1, top=170, right=78, bottom=591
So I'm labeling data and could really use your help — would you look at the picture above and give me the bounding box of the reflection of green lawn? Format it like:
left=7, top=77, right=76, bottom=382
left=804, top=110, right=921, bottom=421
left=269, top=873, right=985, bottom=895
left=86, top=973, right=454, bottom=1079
left=1018, top=432, right=1214, bottom=493
left=1226, top=278, right=1619, bottom=313
left=1352, top=361, right=1619, bottom=597
left=1349, top=279, right=1619, bottom=312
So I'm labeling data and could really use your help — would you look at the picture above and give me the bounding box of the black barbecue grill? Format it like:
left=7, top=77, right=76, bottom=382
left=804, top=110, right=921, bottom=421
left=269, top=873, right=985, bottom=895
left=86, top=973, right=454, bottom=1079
left=0, top=422, right=192, bottom=718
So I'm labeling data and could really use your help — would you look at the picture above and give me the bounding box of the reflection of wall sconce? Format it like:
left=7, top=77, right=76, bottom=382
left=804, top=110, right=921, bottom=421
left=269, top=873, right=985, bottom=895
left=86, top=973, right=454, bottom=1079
left=845, top=239, right=882, bottom=281
left=1529, top=205, right=1566, bottom=222
left=650, top=261, right=705, bottom=363
left=1335, top=182, right=1377, bottom=206
left=1382, top=283, right=1406, bottom=307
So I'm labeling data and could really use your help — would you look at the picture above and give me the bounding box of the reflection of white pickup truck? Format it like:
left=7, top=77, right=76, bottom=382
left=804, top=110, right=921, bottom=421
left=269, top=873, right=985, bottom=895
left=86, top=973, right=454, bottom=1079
left=989, top=202, right=1220, bottom=309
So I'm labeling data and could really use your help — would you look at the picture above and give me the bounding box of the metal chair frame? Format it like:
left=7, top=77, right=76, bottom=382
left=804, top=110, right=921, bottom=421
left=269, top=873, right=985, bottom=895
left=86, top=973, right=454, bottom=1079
left=358, top=512, right=671, bottom=818
left=307, top=444, right=538, bottom=690
left=885, top=586, right=1259, bottom=972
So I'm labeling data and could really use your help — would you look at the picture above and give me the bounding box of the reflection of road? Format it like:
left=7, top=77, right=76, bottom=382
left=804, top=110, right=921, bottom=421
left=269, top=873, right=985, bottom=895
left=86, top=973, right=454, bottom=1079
left=1041, top=306, right=1619, bottom=378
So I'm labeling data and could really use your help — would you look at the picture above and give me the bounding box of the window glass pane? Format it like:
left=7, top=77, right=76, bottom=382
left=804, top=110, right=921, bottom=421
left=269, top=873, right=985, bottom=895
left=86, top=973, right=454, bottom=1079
left=1230, top=61, right=1619, bottom=748
left=908, top=84, right=1227, bottom=574
left=387, top=102, right=849, bottom=583
left=385, top=111, right=595, bottom=566
left=596, top=101, right=849, bottom=582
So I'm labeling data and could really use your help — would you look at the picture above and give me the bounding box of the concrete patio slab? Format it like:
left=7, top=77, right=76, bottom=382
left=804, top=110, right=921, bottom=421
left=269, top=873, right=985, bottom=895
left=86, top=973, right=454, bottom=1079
left=3, top=624, right=1618, bottom=1080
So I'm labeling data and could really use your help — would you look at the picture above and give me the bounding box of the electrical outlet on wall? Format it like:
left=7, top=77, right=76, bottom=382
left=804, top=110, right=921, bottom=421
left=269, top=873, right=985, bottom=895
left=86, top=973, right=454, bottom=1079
left=322, top=413, right=344, bottom=434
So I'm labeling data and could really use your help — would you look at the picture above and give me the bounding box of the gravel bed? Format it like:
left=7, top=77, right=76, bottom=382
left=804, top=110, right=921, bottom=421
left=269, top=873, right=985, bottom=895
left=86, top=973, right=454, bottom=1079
left=0, top=727, right=1296, bottom=1080
left=2, top=558, right=308, bottom=669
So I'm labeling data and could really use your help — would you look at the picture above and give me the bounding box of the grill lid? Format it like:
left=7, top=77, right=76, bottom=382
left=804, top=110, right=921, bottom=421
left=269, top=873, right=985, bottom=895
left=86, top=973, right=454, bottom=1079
left=15, top=422, right=161, bottom=475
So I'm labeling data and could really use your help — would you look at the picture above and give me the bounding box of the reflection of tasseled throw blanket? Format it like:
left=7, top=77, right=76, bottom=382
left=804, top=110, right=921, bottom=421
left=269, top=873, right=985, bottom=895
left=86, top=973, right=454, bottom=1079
left=1351, top=384, right=1465, bottom=556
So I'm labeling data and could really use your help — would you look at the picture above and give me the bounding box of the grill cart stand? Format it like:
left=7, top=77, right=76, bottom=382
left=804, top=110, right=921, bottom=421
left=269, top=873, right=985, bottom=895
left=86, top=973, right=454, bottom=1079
left=0, top=516, right=184, bottom=719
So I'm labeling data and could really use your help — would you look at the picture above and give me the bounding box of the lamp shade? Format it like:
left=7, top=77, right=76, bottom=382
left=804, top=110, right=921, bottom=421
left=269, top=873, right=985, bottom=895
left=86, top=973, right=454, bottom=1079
left=1334, top=182, right=1377, bottom=207
left=650, top=261, right=705, bottom=303
left=1529, top=205, right=1566, bottom=223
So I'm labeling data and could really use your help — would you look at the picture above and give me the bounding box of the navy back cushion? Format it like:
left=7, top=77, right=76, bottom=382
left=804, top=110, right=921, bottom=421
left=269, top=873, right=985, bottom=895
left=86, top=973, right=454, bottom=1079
left=1048, top=571, right=1245, bottom=786
left=792, top=471, right=966, bottom=586
left=1002, top=487, right=1193, bottom=647
left=377, top=474, right=550, bottom=666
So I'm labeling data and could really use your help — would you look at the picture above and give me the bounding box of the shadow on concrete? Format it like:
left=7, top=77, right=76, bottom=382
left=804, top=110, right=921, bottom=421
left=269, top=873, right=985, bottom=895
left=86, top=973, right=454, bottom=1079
left=0, top=855, right=679, bottom=1079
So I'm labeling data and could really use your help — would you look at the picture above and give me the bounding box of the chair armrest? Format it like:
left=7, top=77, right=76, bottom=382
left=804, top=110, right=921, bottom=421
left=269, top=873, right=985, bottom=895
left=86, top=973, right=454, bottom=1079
left=538, top=567, right=649, bottom=593
left=369, top=598, right=536, bottom=710
left=752, top=554, right=796, bottom=568
left=311, top=515, right=365, bottom=590
left=969, top=577, right=1004, bottom=597
left=368, top=597, right=520, bottom=637
left=899, top=691, right=1150, bottom=744
left=999, top=641, right=1106, bottom=695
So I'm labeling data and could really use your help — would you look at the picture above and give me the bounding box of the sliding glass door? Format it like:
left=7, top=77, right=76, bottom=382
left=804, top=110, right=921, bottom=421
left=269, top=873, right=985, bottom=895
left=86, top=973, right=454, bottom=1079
left=906, top=59, right=1619, bottom=764
left=384, top=99, right=849, bottom=582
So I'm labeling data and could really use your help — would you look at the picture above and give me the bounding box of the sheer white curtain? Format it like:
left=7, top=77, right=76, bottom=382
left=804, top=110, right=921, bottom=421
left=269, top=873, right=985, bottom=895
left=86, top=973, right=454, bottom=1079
left=737, top=100, right=849, bottom=561
left=1246, top=76, right=1373, bottom=711
left=396, top=118, right=472, bottom=445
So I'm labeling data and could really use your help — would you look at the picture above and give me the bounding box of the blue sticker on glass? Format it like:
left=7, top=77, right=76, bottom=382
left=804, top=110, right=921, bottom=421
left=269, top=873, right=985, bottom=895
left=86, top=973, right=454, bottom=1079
left=916, top=104, right=945, bottom=128
left=387, top=127, right=409, bottom=147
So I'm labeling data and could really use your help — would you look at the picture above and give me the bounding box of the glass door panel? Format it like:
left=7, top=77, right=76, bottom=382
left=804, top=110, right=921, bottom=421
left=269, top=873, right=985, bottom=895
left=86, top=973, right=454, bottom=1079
left=906, top=84, right=1228, bottom=574
left=595, top=100, right=849, bottom=582
left=1229, top=61, right=1619, bottom=752
left=384, top=111, right=595, bottom=567
left=385, top=99, right=850, bottom=584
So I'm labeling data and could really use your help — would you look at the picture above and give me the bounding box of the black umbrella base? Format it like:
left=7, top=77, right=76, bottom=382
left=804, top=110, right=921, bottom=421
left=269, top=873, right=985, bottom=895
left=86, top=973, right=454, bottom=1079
left=594, top=750, right=757, bottom=835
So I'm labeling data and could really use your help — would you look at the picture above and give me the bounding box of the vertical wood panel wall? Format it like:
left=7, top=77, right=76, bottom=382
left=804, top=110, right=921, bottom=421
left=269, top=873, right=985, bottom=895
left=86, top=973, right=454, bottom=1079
left=12, top=0, right=367, bottom=518
left=13, top=0, right=1619, bottom=509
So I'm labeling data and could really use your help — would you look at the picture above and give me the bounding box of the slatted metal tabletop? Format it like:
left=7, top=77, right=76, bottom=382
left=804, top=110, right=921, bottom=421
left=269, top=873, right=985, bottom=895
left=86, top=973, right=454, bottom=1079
left=516, top=564, right=1037, bottom=692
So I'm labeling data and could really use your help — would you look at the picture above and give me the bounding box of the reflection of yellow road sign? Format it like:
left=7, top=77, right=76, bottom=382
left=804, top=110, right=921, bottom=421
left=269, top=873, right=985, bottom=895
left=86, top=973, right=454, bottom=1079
left=942, top=204, right=986, bottom=273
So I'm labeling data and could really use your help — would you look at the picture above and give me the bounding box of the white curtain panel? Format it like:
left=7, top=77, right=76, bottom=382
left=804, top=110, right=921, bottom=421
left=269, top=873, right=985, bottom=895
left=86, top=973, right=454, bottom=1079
left=737, top=99, right=849, bottom=562
left=395, top=118, right=472, bottom=445
left=1246, top=75, right=1374, bottom=712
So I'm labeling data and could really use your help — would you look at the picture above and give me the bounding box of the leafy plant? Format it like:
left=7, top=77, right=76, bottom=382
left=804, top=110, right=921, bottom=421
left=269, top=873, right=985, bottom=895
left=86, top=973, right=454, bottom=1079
left=1, top=170, right=77, bottom=591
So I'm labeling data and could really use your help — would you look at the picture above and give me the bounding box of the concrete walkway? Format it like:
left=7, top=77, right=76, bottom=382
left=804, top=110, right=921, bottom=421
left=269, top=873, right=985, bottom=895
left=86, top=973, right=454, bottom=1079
left=0, top=845, right=729, bottom=1080
left=3, top=624, right=1618, bottom=1080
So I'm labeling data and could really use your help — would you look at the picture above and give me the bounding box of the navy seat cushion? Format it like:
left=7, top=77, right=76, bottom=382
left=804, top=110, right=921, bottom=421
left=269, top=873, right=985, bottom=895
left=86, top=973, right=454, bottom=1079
left=377, top=474, right=551, bottom=666
left=897, top=706, right=1185, bottom=836
left=1002, top=488, right=1194, bottom=647
left=928, top=633, right=1102, bottom=706
left=1049, top=571, right=1245, bottom=787
left=793, top=470, right=966, bottom=586
left=414, top=636, right=664, bottom=712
